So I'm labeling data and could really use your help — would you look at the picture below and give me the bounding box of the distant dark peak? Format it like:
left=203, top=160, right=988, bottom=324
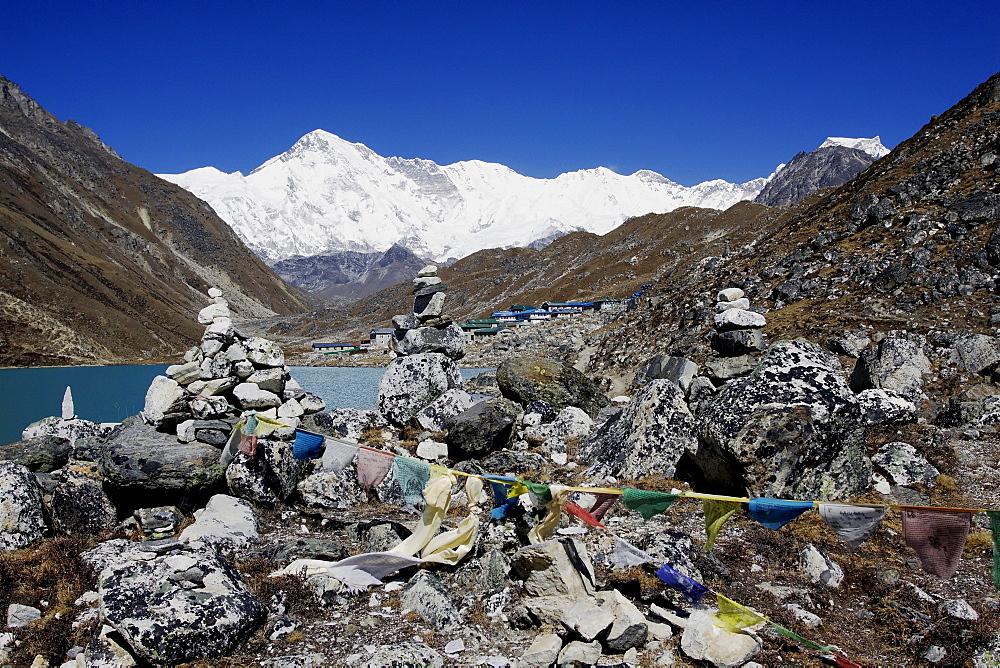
left=65, top=119, right=121, bottom=158
left=0, top=75, right=51, bottom=122
left=380, top=243, right=423, bottom=265
left=755, top=145, right=876, bottom=208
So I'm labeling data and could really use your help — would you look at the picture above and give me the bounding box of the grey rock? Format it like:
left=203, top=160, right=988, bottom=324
left=413, top=282, right=446, bottom=298
left=49, top=463, right=117, bottom=535
left=243, top=337, right=285, bottom=368
left=704, top=355, right=758, bottom=382
left=189, top=395, right=231, bottom=420
left=180, top=494, right=258, bottom=551
left=784, top=603, right=821, bottom=627
left=710, top=329, right=765, bottom=356
left=166, top=360, right=202, bottom=385
left=598, top=588, right=648, bottom=652
left=799, top=544, right=843, bottom=587
left=850, top=336, right=930, bottom=403
left=232, top=383, right=281, bottom=410
left=0, top=435, right=70, bottom=472
left=97, top=544, right=265, bottom=664
left=7, top=603, right=41, bottom=627
left=717, top=287, right=745, bottom=302
left=134, top=506, right=183, bottom=540
left=415, top=389, right=476, bottom=432
left=856, top=389, right=917, bottom=426
left=680, top=609, right=761, bottom=666
left=924, top=645, right=947, bottom=663
left=515, top=632, right=562, bottom=668
left=641, top=355, right=698, bottom=391
left=951, top=333, right=1000, bottom=374
left=445, top=398, right=523, bottom=460
left=296, top=466, right=365, bottom=510
left=265, top=537, right=348, bottom=564
left=939, top=598, right=978, bottom=621
left=496, top=356, right=609, bottom=418
left=141, top=376, right=185, bottom=426
left=302, top=408, right=387, bottom=442
left=716, top=297, right=751, bottom=311
left=21, top=416, right=111, bottom=446
left=98, top=422, right=225, bottom=494
left=392, top=314, right=421, bottom=330
left=377, top=353, right=463, bottom=425
left=413, top=291, right=446, bottom=321
left=713, top=308, right=766, bottom=331
left=580, top=379, right=696, bottom=479
left=872, top=442, right=939, bottom=486
left=827, top=331, right=872, bottom=358
left=0, top=462, right=47, bottom=550
left=400, top=570, right=461, bottom=630
left=511, top=538, right=596, bottom=599
left=561, top=598, right=614, bottom=641
left=557, top=640, right=601, bottom=666
left=362, top=643, right=443, bottom=668
left=82, top=623, right=140, bottom=667
left=247, top=367, right=286, bottom=393
left=417, top=264, right=438, bottom=277
left=392, top=323, right=466, bottom=360
left=687, top=339, right=871, bottom=500
left=261, top=652, right=327, bottom=668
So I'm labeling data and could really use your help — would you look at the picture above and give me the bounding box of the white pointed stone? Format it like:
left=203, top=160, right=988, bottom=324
left=61, top=386, right=74, bottom=420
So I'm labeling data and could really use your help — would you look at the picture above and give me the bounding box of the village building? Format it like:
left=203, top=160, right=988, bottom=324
left=369, top=328, right=394, bottom=348
left=312, top=342, right=357, bottom=353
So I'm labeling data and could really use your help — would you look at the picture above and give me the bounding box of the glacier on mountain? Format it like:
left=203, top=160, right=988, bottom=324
left=159, top=130, right=887, bottom=263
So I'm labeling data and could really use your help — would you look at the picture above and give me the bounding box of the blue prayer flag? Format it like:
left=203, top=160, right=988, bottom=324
left=656, top=563, right=709, bottom=604
left=747, top=497, right=813, bottom=530
left=293, top=429, right=325, bottom=461
left=485, top=475, right=519, bottom=520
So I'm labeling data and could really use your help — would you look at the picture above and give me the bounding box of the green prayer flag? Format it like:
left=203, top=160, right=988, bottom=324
left=622, top=488, right=679, bottom=522
left=989, top=510, right=1000, bottom=590
left=521, top=479, right=552, bottom=504
left=769, top=623, right=834, bottom=652
left=703, top=499, right=741, bottom=551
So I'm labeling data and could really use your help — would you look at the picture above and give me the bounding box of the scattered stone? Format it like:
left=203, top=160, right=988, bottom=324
left=496, top=356, right=610, bottom=418
left=180, top=494, right=258, bottom=552
left=939, top=598, right=978, bottom=621
left=561, top=598, right=613, bottom=641
left=0, top=461, right=47, bottom=551
left=784, top=603, right=822, bottom=627
left=400, top=570, right=461, bottom=630
left=799, top=544, right=844, bottom=587
left=515, top=633, right=562, bottom=668
left=557, top=640, right=601, bottom=666
left=872, top=442, right=940, bottom=486
left=134, top=507, right=183, bottom=540
left=445, top=398, right=523, bottom=460
left=362, top=643, right=443, bottom=668
left=680, top=609, right=762, bottom=666
left=856, top=389, right=917, bottom=425
left=49, top=463, right=117, bottom=535
left=850, top=335, right=930, bottom=402
left=7, top=603, right=41, bottom=627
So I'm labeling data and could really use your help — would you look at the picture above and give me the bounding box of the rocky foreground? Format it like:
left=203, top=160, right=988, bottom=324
left=3, top=272, right=1000, bottom=668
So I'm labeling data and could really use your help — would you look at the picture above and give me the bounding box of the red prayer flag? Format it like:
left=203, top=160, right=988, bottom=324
left=834, top=654, right=863, bottom=668
left=901, top=507, right=972, bottom=579
left=565, top=501, right=606, bottom=529
left=589, top=493, right=618, bottom=521
left=356, top=447, right=394, bottom=490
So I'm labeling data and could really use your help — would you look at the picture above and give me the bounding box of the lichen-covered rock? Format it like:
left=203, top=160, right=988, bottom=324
left=415, top=389, right=475, bottom=432
left=392, top=323, right=466, bottom=360
left=361, top=643, right=443, bottom=668
left=96, top=544, right=265, bottom=664
left=872, top=442, right=940, bottom=486
left=0, top=435, right=70, bottom=472
left=21, top=416, right=112, bottom=446
left=580, top=380, right=696, bottom=479
left=639, top=355, right=698, bottom=391
left=950, top=333, right=1000, bottom=374
left=243, top=337, right=285, bottom=368
left=0, top=461, right=47, bottom=550
left=377, top=353, right=463, bottom=425
left=496, top=356, right=609, bottom=418
left=49, top=463, right=117, bottom=535
left=445, top=398, right=523, bottom=461
left=302, top=408, right=387, bottom=441
left=98, top=422, right=225, bottom=495
left=180, top=494, right=258, bottom=551
left=856, top=389, right=917, bottom=426
left=400, top=570, right=461, bottom=630
left=686, top=339, right=871, bottom=500
left=141, top=376, right=186, bottom=426
left=850, top=335, right=930, bottom=402
left=296, top=466, right=366, bottom=510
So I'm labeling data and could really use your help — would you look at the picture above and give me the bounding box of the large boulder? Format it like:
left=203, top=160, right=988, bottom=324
left=496, top=356, right=609, bottom=418
left=49, top=463, right=118, bottom=535
left=92, top=542, right=265, bottom=665
left=445, top=398, right=523, bottom=461
left=415, top=389, right=476, bottom=432
left=392, top=323, right=466, bottom=360
left=0, top=462, right=47, bottom=550
left=98, top=421, right=226, bottom=496
left=179, top=494, right=258, bottom=552
left=683, top=339, right=871, bottom=500
left=850, top=335, right=930, bottom=402
left=21, top=416, right=111, bottom=445
left=377, top=353, right=463, bottom=426
left=0, top=435, right=70, bottom=472
left=579, top=380, right=697, bottom=479
left=302, top=408, right=388, bottom=441
left=950, top=333, right=1000, bottom=374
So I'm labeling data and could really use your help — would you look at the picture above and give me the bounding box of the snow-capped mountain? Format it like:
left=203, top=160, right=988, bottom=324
left=818, top=136, right=890, bottom=159
left=159, top=131, right=886, bottom=264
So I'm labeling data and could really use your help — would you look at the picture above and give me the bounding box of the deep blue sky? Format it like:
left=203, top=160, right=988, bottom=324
left=5, top=1, right=998, bottom=185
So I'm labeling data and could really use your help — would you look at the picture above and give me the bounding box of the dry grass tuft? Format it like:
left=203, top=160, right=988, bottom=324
left=359, top=426, right=386, bottom=447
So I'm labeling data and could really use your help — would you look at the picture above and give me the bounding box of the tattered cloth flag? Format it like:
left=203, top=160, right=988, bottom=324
left=833, top=655, right=864, bottom=668
left=589, top=492, right=619, bottom=521
left=768, top=622, right=834, bottom=653
left=747, top=498, right=813, bottom=530
left=565, top=502, right=605, bottom=529
left=271, top=552, right=425, bottom=592
left=515, top=479, right=552, bottom=504
left=622, top=488, right=679, bottom=522
left=356, top=447, right=394, bottom=490
left=485, top=475, right=519, bottom=520
left=393, top=457, right=432, bottom=506
left=714, top=593, right=766, bottom=633
left=610, top=537, right=656, bottom=569
left=656, top=562, right=709, bottom=604
left=528, top=485, right=571, bottom=544
left=292, top=429, right=325, bottom=461
left=902, top=507, right=972, bottom=579
left=320, top=438, right=359, bottom=472
left=703, top=499, right=742, bottom=551
left=818, top=503, right=887, bottom=550
left=989, top=510, right=1000, bottom=590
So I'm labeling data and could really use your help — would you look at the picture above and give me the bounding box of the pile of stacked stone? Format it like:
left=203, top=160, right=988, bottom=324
left=708, top=286, right=767, bottom=356
left=143, top=287, right=325, bottom=445
left=377, top=266, right=467, bottom=425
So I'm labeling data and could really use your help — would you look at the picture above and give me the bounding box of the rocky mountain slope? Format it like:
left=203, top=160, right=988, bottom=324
left=159, top=130, right=774, bottom=264
left=271, top=243, right=428, bottom=299
left=0, top=76, right=308, bottom=366
left=753, top=143, right=880, bottom=207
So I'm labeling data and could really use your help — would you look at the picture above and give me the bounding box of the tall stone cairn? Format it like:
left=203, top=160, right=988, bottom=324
left=389, top=265, right=466, bottom=361
left=142, top=288, right=326, bottom=445
left=708, top=287, right=767, bottom=357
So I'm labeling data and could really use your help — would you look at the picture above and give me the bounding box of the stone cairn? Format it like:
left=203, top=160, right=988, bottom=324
left=144, top=287, right=325, bottom=445
left=709, top=286, right=767, bottom=356
left=376, top=266, right=466, bottom=425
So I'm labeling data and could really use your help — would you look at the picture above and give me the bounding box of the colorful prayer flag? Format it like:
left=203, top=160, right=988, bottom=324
left=656, top=562, right=709, bottom=604
left=292, top=429, right=325, bottom=461
left=486, top=475, right=519, bottom=520
left=901, top=507, right=972, bottom=579
left=622, top=488, right=679, bottom=522
left=522, top=479, right=553, bottom=504
left=818, top=503, right=887, bottom=550
left=356, top=447, right=394, bottom=490
left=393, top=457, right=431, bottom=506
left=565, top=502, right=605, bottom=529
left=714, top=593, right=765, bottom=633
left=989, top=510, right=1000, bottom=590
left=769, top=622, right=833, bottom=652
left=703, top=499, right=741, bottom=551
left=609, top=538, right=655, bottom=569
left=320, top=438, right=359, bottom=472
left=747, top=498, right=813, bottom=530
left=589, top=492, right=619, bottom=521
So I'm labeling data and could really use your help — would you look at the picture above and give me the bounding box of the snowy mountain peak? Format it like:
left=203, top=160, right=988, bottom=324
left=818, top=136, right=890, bottom=159
left=158, top=130, right=813, bottom=264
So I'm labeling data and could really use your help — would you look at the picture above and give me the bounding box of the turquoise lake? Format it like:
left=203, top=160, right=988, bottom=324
left=0, top=365, right=492, bottom=446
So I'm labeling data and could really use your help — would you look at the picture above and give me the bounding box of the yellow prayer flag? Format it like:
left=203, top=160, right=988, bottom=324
left=713, top=593, right=766, bottom=633
left=703, top=499, right=741, bottom=551
left=507, top=481, right=529, bottom=499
